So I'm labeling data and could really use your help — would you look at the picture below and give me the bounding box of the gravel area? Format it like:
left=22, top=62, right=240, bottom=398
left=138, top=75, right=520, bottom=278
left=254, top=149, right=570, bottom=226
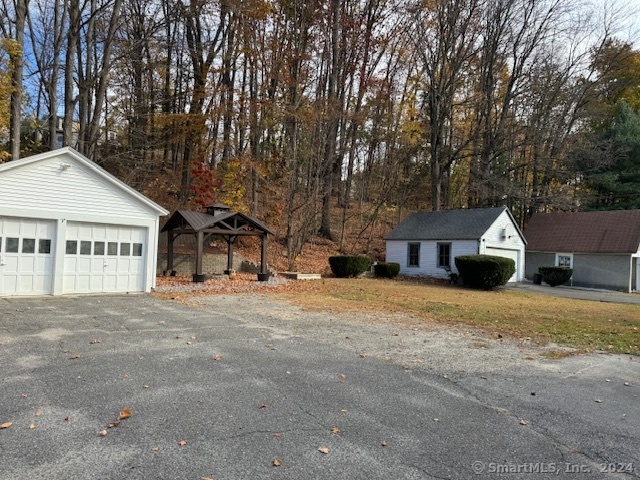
left=186, top=293, right=576, bottom=376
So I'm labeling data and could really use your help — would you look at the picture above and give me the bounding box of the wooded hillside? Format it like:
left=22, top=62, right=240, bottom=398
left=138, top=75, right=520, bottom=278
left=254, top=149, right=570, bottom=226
left=1, top=0, right=639, bottom=268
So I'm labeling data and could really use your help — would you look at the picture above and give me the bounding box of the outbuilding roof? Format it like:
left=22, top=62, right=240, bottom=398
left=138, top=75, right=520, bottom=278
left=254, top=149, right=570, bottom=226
left=385, top=207, right=519, bottom=241
left=524, top=210, right=640, bottom=254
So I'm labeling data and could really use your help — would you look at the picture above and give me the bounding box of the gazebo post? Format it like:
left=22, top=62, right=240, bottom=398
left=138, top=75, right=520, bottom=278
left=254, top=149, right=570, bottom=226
left=260, top=234, right=268, bottom=274
left=167, top=231, right=175, bottom=275
left=226, top=236, right=235, bottom=274
left=193, top=230, right=205, bottom=283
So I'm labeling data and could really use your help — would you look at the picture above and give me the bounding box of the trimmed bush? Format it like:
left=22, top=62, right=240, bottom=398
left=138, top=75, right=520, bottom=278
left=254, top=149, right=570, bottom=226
left=454, top=254, right=516, bottom=290
left=538, top=266, right=573, bottom=287
left=374, top=262, right=401, bottom=279
left=328, top=255, right=371, bottom=278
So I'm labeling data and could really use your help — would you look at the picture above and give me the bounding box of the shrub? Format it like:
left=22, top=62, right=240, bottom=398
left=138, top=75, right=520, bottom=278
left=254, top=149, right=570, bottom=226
left=328, top=255, right=371, bottom=278
left=538, top=266, right=573, bottom=287
left=374, top=262, right=401, bottom=279
left=454, top=254, right=516, bottom=290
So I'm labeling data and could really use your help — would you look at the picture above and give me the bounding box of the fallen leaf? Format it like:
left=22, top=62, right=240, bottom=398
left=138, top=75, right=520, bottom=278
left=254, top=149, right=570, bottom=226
left=273, top=433, right=282, bottom=437
left=338, top=374, right=346, bottom=381
left=331, top=427, right=340, bottom=434
left=99, top=429, right=108, bottom=436
left=89, top=339, right=100, bottom=344
left=190, top=336, right=196, bottom=340
left=519, top=419, right=530, bottom=425
left=258, top=404, right=268, bottom=409
left=381, top=441, right=388, bottom=447
left=359, top=353, right=367, bottom=358
left=21, top=393, right=28, bottom=398
left=214, top=355, right=222, bottom=361
left=340, top=409, right=348, bottom=413
left=151, top=447, right=159, bottom=452
left=108, top=421, right=120, bottom=428
left=35, top=411, right=42, bottom=417
left=118, top=408, right=132, bottom=420
left=273, top=459, right=282, bottom=467
left=0, top=422, right=12, bottom=429
left=29, top=424, right=36, bottom=430
left=202, top=477, right=214, bottom=480
left=318, top=447, right=330, bottom=454
left=69, top=355, right=80, bottom=359
left=595, top=399, right=603, bottom=403
left=186, top=341, right=192, bottom=345
left=123, top=374, right=129, bottom=378
left=179, top=440, right=187, bottom=446
left=143, top=385, right=149, bottom=389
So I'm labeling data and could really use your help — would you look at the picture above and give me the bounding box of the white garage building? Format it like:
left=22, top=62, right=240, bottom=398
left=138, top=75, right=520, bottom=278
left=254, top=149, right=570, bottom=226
left=385, top=207, right=526, bottom=282
left=0, top=147, right=168, bottom=296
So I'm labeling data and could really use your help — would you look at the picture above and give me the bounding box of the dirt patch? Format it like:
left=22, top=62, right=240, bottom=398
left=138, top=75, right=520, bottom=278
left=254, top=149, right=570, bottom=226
left=186, top=294, right=575, bottom=375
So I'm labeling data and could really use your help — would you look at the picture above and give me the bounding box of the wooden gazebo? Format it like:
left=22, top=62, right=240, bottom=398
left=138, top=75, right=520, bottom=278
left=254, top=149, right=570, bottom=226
left=161, top=203, right=274, bottom=282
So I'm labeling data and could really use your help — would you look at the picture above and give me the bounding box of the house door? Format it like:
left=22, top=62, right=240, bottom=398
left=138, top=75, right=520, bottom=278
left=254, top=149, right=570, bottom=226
left=0, top=217, right=56, bottom=296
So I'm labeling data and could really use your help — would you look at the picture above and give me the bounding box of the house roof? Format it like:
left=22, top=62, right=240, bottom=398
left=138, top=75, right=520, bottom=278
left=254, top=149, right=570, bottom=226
left=0, top=147, right=169, bottom=216
left=385, top=207, right=518, bottom=241
left=524, top=210, right=640, bottom=254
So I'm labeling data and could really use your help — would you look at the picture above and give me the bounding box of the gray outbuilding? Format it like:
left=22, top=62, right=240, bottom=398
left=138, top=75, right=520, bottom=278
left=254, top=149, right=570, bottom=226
left=523, top=210, right=640, bottom=292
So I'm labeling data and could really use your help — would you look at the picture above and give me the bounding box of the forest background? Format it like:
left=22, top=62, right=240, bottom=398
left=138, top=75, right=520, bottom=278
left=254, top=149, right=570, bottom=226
left=1, top=0, right=639, bottom=270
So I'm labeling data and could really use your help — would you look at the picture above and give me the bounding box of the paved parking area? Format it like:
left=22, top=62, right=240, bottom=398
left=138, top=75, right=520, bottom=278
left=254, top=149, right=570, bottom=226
left=0, top=294, right=638, bottom=479
left=507, top=283, right=640, bottom=304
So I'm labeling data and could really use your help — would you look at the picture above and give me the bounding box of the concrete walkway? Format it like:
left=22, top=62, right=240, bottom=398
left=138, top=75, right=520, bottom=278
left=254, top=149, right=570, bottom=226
left=507, top=282, right=640, bottom=304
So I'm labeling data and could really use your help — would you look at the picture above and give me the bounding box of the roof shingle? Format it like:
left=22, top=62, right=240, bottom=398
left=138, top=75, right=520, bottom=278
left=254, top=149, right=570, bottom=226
left=523, top=210, right=640, bottom=254
left=385, top=207, right=510, bottom=241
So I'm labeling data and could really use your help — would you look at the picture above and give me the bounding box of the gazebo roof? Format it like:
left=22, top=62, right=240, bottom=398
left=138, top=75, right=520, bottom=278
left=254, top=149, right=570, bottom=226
left=161, top=209, right=274, bottom=236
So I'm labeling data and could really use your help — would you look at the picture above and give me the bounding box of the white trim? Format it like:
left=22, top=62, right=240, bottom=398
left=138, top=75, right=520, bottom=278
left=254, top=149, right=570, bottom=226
left=555, top=252, right=573, bottom=268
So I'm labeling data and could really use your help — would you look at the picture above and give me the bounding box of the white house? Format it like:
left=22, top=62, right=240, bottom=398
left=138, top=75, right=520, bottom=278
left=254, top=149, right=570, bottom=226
left=0, top=147, right=168, bottom=296
left=385, top=207, right=526, bottom=282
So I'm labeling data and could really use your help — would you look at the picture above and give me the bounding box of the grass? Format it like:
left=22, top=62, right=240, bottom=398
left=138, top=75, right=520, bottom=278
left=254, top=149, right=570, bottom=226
left=274, top=277, right=640, bottom=355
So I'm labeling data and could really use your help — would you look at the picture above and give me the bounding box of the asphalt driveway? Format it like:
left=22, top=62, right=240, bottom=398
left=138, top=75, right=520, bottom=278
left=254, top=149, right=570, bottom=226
left=0, top=294, right=638, bottom=479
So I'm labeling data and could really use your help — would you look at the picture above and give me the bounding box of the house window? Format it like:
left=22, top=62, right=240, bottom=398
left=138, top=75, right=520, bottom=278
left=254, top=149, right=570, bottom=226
left=408, top=243, right=420, bottom=267
left=556, top=253, right=573, bottom=268
left=437, top=243, right=451, bottom=268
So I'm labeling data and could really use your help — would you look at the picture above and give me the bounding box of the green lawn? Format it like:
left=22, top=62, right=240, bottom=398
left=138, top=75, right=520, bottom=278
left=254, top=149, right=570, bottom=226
left=276, top=278, right=640, bottom=355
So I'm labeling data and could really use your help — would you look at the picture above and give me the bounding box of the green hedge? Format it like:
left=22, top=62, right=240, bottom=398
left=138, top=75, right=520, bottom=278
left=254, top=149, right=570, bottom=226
left=538, top=266, right=573, bottom=287
left=328, top=255, right=371, bottom=278
left=374, top=262, right=401, bottom=279
left=454, top=254, right=516, bottom=290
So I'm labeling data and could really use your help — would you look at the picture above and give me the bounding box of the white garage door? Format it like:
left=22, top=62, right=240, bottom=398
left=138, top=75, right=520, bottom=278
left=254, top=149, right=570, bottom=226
left=0, top=217, right=56, bottom=296
left=63, top=222, right=146, bottom=294
left=486, top=247, right=519, bottom=282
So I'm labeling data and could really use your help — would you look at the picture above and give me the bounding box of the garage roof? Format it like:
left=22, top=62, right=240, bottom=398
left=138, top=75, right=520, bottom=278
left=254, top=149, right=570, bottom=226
left=385, top=207, right=523, bottom=242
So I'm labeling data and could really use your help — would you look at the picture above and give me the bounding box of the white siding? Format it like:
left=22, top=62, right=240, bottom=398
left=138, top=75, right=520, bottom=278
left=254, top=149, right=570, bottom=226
left=386, top=240, right=478, bottom=278
left=0, top=153, right=154, bottom=220
left=0, top=148, right=166, bottom=295
left=480, top=210, right=526, bottom=281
